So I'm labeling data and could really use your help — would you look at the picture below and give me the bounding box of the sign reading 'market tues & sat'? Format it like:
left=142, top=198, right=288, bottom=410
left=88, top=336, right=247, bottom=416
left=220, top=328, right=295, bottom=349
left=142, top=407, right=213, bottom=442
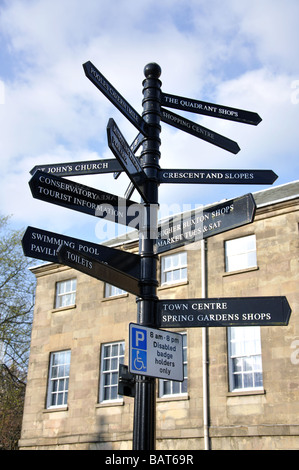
left=157, top=193, right=256, bottom=253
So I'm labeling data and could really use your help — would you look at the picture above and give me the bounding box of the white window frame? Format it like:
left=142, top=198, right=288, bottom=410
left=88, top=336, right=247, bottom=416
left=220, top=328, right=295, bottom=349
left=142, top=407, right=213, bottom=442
left=99, top=341, right=125, bottom=403
left=55, top=278, right=77, bottom=308
left=46, top=350, right=71, bottom=409
left=159, top=332, right=188, bottom=398
left=228, top=326, right=263, bottom=392
left=161, top=252, right=187, bottom=286
left=104, top=283, right=126, bottom=298
left=225, top=234, right=257, bottom=273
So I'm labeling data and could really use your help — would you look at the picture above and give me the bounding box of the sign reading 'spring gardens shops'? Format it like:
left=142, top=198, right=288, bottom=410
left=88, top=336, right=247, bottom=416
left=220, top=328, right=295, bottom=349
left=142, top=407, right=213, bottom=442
left=22, top=61, right=291, bottom=450
left=157, top=297, right=292, bottom=328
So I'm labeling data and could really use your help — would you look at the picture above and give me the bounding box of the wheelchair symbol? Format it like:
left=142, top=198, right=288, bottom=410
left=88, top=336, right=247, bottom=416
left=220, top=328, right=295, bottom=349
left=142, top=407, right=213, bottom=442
left=134, top=350, right=146, bottom=370
left=132, top=349, right=147, bottom=372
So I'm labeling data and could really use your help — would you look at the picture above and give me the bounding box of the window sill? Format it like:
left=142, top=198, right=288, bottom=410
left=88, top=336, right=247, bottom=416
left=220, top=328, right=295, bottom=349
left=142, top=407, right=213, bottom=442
left=158, top=280, right=189, bottom=291
left=223, top=266, right=259, bottom=277
left=227, top=389, right=266, bottom=397
left=43, top=406, right=68, bottom=413
left=52, top=304, right=76, bottom=313
left=101, top=293, right=129, bottom=302
left=157, top=394, right=189, bottom=403
left=96, top=400, right=124, bottom=408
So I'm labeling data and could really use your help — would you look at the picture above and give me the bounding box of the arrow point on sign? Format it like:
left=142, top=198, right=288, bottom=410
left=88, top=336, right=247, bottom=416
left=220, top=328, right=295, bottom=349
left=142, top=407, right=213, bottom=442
left=282, top=296, right=292, bottom=325
left=30, top=166, right=37, bottom=175
left=234, top=143, right=241, bottom=155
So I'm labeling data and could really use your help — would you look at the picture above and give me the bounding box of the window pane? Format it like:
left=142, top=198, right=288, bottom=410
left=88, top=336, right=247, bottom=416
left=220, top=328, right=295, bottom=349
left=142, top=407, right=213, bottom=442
left=254, top=372, right=263, bottom=388
left=233, top=358, right=242, bottom=372
left=180, top=267, right=187, bottom=281
left=110, top=386, right=118, bottom=400
left=111, top=372, right=118, bottom=385
left=104, top=387, right=110, bottom=401
left=119, top=343, right=125, bottom=356
left=182, top=379, right=188, bottom=394
left=172, top=381, right=180, bottom=394
left=163, top=380, right=171, bottom=396
left=164, top=256, right=172, bottom=270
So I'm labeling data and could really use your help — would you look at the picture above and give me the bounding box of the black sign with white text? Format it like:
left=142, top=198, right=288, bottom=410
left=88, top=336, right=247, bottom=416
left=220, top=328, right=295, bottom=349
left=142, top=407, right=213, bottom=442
left=157, top=297, right=291, bottom=328
left=29, top=170, right=142, bottom=228
left=30, top=159, right=123, bottom=177
left=161, top=92, right=262, bottom=125
left=83, top=61, right=148, bottom=135
left=107, top=118, right=148, bottom=202
left=22, top=226, right=140, bottom=279
left=161, top=108, right=240, bottom=154
left=113, top=131, right=144, bottom=180
left=157, top=193, right=256, bottom=253
left=57, top=245, right=141, bottom=297
left=159, top=169, right=278, bottom=185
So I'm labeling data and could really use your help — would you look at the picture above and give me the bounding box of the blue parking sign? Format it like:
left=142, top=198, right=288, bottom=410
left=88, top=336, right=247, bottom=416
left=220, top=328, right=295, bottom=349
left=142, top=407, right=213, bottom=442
left=130, top=326, right=147, bottom=372
left=131, top=327, right=147, bottom=350
left=129, top=323, right=184, bottom=381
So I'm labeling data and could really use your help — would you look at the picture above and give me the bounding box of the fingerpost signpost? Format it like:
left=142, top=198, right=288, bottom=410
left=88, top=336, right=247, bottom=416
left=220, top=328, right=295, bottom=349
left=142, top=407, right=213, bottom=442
left=23, top=62, right=291, bottom=451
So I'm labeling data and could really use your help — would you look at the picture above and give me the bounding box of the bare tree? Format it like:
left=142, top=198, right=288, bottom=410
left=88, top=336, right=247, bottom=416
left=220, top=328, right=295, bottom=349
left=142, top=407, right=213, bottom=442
left=0, top=215, right=35, bottom=450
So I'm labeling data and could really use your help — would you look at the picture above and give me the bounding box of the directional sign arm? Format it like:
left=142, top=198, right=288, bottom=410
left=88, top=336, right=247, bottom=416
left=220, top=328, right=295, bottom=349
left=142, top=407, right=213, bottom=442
left=107, top=118, right=149, bottom=202
left=113, top=132, right=144, bottom=180
left=29, top=170, right=142, bottom=228
left=30, top=159, right=123, bottom=176
left=57, top=245, right=141, bottom=297
left=157, top=193, right=256, bottom=253
left=157, top=297, right=291, bottom=328
left=158, top=169, right=278, bottom=185
left=161, top=108, right=240, bottom=154
left=83, top=61, right=148, bottom=135
left=22, top=226, right=141, bottom=278
left=161, top=92, right=262, bottom=125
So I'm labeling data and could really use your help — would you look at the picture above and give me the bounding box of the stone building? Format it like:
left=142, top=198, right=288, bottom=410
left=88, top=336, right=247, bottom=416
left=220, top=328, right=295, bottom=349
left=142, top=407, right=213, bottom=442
left=19, top=180, right=299, bottom=450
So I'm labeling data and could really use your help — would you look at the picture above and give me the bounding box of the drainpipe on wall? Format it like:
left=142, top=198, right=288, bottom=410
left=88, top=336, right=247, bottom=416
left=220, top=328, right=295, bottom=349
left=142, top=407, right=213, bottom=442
left=201, top=239, right=210, bottom=450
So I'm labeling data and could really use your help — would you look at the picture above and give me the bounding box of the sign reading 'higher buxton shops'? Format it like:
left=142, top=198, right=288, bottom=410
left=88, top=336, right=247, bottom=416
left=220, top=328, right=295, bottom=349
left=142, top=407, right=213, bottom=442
left=157, top=193, right=256, bottom=253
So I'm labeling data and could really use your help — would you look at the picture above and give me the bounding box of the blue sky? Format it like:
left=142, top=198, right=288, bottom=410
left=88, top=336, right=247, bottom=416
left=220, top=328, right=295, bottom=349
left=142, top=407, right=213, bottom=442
left=0, top=0, right=298, bottom=244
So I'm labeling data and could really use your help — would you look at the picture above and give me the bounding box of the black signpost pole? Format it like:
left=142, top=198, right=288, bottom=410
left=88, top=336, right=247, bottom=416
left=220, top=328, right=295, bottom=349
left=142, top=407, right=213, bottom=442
left=132, top=63, right=162, bottom=450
